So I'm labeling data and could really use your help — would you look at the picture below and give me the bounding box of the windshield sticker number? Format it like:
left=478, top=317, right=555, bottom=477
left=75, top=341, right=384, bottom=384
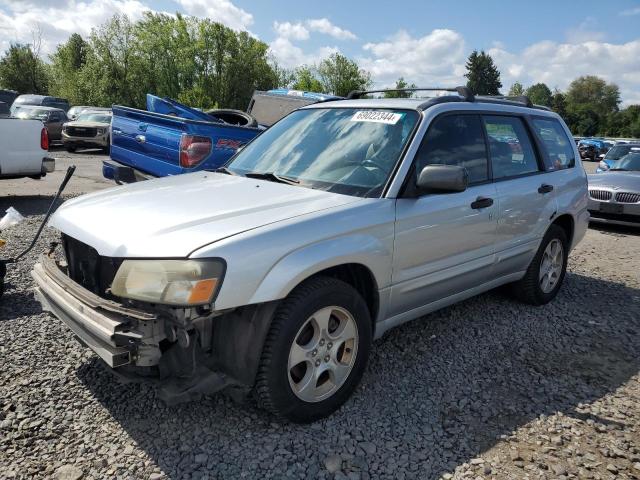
left=351, top=111, right=402, bottom=125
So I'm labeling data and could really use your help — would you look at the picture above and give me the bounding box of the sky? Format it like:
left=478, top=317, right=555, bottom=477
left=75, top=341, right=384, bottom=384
left=1, top=0, right=640, bottom=104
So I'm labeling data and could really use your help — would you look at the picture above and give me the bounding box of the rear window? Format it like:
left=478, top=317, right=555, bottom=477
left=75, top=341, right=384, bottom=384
left=531, top=118, right=575, bottom=170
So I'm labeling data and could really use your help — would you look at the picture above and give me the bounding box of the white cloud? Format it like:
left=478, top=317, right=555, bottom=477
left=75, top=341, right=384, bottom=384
left=0, top=0, right=153, bottom=56
left=273, top=21, right=309, bottom=41
left=268, top=36, right=339, bottom=69
left=489, top=39, right=640, bottom=106
left=620, top=6, right=640, bottom=16
left=175, top=0, right=253, bottom=31
left=306, top=18, right=356, bottom=40
left=358, top=29, right=467, bottom=88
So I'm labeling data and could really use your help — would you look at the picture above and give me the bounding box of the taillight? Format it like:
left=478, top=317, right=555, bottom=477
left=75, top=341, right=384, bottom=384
left=180, top=134, right=212, bottom=168
left=40, top=127, right=49, bottom=150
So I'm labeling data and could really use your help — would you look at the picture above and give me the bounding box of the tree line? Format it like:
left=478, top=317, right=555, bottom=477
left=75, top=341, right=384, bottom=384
left=0, top=13, right=638, bottom=137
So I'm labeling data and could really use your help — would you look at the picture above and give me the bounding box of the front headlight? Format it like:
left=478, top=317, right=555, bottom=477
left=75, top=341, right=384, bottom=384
left=97, top=128, right=106, bottom=135
left=111, top=259, right=225, bottom=306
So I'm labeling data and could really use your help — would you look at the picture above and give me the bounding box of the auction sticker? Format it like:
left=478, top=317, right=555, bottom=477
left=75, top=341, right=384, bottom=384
left=350, top=111, right=402, bottom=124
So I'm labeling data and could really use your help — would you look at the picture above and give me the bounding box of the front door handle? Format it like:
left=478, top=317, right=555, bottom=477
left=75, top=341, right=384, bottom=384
left=135, top=135, right=146, bottom=144
left=471, top=196, right=494, bottom=209
left=538, top=184, right=554, bottom=194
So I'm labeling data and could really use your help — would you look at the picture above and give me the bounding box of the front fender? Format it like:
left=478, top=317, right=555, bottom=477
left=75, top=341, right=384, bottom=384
left=248, top=233, right=393, bottom=306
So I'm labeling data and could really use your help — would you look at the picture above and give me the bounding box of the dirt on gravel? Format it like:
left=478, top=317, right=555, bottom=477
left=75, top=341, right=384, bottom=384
left=0, top=193, right=639, bottom=480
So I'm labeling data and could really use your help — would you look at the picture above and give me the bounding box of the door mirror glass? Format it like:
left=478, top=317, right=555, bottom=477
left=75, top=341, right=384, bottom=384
left=417, top=165, right=468, bottom=193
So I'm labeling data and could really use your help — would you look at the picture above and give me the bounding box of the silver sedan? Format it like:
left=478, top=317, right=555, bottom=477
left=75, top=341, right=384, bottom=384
left=588, top=152, right=640, bottom=227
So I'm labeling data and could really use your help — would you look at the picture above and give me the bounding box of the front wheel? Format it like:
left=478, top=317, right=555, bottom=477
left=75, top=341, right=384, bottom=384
left=512, top=225, right=569, bottom=305
left=255, top=276, right=372, bottom=423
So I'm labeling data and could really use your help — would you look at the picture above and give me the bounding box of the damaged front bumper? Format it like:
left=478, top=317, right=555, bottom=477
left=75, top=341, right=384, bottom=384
left=32, top=255, right=162, bottom=368
left=32, top=254, right=276, bottom=404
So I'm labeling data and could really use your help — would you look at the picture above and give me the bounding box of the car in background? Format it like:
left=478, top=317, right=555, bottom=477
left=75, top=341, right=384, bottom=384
left=578, top=139, right=608, bottom=161
left=596, top=143, right=640, bottom=172
left=0, top=115, right=54, bottom=179
left=62, top=110, right=112, bottom=153
left=0, top=89, right=18, bottom=108
left=588, top=152, right=640, bottom=227
left=105, top=90, right=341, bottom=183
left=67, top=105, right=110, bottom=120
left=14, top=106, right=69, bottom=143
left=10, top=95, right=70, bottom=115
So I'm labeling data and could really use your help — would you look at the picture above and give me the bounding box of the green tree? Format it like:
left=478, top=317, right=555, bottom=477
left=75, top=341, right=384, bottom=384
left=550, top=90, right=567, bottom=120
left=291, top=66, right=323, bottom=92
left=525, top=82, right=552, bottom=106
left=0, top=43, right=49, bottom=94
left=464, top=50, right=502, bottom=95
left=317, top=53, right=371, bottom=97
left=49, top=34, right=90, bottom=103
left=565, top=76, right=620, bottom=135
left=508, top=81, right=524, bottom=96
left=383, top=77, right=417, bottom=98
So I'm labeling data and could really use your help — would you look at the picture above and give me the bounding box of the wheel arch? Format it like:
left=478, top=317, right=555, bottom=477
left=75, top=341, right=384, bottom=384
left=551, top=213, right=575, bottom=246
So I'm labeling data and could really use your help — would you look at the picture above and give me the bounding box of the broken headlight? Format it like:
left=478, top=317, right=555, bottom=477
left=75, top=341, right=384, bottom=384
left=111, top=259, right=225, bottom=306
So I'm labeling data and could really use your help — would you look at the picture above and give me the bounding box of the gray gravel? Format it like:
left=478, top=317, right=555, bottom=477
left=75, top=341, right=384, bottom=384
left=1, top=192, right=639, bottom=479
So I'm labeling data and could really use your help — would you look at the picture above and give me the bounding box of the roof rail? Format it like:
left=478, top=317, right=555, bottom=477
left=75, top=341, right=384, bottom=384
left=346, top=86, right=475, bottom=102
left=474, top=94, right=534, bottom=107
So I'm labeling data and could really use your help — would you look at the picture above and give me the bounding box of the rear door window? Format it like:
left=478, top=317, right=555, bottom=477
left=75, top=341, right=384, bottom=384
left=531, top=118, right=575, bottom=170
left=483, top=116, right=540, bottom=179
left=415, top=114, right=489, bottom=184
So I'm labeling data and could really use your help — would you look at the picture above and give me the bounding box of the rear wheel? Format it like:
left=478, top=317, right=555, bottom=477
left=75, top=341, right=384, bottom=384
left=255, top=276, right=372, bottom=423
left=512, top=225, right=568, bottom=305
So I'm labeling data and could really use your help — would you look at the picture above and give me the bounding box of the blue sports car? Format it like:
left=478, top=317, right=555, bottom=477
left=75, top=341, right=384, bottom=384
left=596, top=143, right=640, bottom=172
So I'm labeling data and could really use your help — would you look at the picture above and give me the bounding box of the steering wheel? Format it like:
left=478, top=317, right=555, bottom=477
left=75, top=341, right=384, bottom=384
left=362, top=156, right=387, bottom=172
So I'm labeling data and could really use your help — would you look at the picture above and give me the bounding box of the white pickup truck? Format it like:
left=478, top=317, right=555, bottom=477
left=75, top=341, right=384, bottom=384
left=0, top=117, right=54, bottom=179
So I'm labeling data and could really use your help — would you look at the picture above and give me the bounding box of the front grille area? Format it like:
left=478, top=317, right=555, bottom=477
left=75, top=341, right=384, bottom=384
left=62, top=234, right=122, bottom=298
left=615, top=192, right=640, bottom=203
left=589, top=189, right=612, bottom=201
left=65, top=126, right=98, bottom=137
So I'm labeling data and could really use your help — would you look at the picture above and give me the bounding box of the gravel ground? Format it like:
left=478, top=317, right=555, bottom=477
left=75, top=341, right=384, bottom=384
left=1, top=192, right=639, bottom=479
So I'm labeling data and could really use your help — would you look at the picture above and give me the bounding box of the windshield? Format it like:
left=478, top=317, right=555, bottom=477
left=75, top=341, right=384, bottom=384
left=611, top=153, right=640, bottom=171
left=227, top=108, right=419, bottom=197
left=76, top=113, right=111, bottom=123
left=604, top=145, right=640, bottom=160
left=16, top=108, right=49, bottom=120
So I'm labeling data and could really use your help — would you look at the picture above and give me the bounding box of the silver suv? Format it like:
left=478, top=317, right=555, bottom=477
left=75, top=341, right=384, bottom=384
left=33, top=87, right=589, bottom=422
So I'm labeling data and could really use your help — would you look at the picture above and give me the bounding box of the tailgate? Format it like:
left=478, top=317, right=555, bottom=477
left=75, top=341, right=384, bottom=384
left=111, top=105, right=186, bottom=177
left=110, top=105, right=261, bottom=178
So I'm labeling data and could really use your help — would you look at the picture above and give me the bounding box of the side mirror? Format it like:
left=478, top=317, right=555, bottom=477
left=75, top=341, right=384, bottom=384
left=416, top=165, right=468, bottom=193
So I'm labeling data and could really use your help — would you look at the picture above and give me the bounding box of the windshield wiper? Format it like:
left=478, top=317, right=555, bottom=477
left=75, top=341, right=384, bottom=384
left=244, top=171, right=300, bottom=185
left=209, top=166, right=240, bottom=175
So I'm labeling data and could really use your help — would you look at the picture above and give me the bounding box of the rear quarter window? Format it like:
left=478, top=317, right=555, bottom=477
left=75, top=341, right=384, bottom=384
left=531, top=118, right=575, bottom=171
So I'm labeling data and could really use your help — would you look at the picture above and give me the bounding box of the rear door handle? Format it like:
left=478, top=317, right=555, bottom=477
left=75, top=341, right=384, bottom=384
left=538, top=184, right=554, bottom=194
left=135, top=135, right=146, bottom=144
left=470, top=196, right=494, bottom=209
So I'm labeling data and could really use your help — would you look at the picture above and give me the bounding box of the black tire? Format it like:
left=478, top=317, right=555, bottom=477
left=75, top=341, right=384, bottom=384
left=512, top=225, right=569, bottom=305
left=0, top=262, right=5, bottom=299
left=255, top=276, right=372, bottom=423
left=66, top=145, right=76, bottom=153
left=103, top=141, right=111, bottom=155
left=205, top=109, right=258, bottom=127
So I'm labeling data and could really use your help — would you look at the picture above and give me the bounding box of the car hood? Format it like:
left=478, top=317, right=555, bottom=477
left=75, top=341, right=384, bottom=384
left=64, top=120, right=110, bottom=128
left=51, top=172, right=363, bottom=257
left=588, top=171, right=640, bottom=191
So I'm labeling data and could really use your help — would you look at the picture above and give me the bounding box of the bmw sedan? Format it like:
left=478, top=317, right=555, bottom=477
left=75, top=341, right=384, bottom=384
left=588, top=152, right=640, bottom=227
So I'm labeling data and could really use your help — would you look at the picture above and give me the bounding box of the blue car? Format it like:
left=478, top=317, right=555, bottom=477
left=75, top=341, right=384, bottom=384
left=596, top=143, right=640, bottom=172
left=105, top=90, right=342, bottom=183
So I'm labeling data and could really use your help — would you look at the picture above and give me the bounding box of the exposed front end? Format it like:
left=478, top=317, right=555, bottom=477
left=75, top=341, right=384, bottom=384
left=62, top=124, right=110, bottom=149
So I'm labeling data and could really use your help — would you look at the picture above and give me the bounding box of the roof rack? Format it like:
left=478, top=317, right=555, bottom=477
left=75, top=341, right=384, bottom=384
left=346, top=86, right=475, bottom=102
left=345, top=86, right=553, bottom=112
